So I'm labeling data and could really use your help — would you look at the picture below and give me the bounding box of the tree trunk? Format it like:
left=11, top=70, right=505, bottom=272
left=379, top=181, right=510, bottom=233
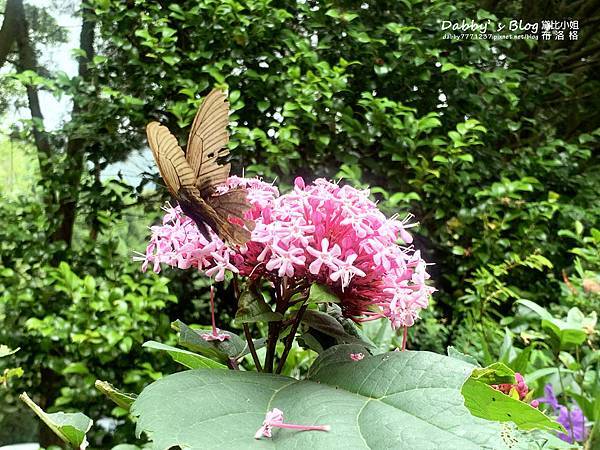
left=13, top=0, right=52, bottom=179
left=0, top=0, right=19, bottom=69
left=50, top=5, right=96, bottom=245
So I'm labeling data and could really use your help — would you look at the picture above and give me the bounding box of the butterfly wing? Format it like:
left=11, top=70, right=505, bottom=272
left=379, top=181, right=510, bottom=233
left=186, top=89, right=231, bottom=195
left=146, top=121, right=196, bottom=197
left=206, top=188, right=256, bottom=232
left=184, top=189, right=252, bottom=245
left=185, top=89, right=253, bottom=244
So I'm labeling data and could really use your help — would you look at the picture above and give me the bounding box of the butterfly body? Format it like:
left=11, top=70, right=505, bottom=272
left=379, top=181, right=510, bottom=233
left=146, top=89, right=252, bottom=245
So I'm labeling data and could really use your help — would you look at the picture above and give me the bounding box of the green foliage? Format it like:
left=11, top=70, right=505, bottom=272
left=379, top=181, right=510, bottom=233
left=0, top=345, right=23, bottom=386
left=0, top=194, right=178, bottom=445
left=454, top=228, right=600, bottom=447
left=173, top=319, right=261, bottom=364
left=0, top=137, right=39, bottom=199
left=84, top=0, right=600, bottom=358
left=94, top=380, right=136, bottom=411
left=299, top=307, right=370, bottom=354
left=307, top=283, right=341, bottom=305
left=235, top=284, right=284, bottom=323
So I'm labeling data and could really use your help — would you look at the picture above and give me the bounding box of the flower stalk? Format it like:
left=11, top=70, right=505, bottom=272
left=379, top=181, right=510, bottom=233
left=200, top=286, right=229, bottom=342
left=243, top=323, right=262, bottom=372
left=276, top=300, right=309, bottom=374
left=401, top=326, right=408, bottom=351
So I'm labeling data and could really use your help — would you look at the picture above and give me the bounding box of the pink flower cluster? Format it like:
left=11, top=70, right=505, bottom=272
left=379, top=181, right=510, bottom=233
left=137, top=176, right=435, bottom=329
left=493, top=373, right=539, bottom=408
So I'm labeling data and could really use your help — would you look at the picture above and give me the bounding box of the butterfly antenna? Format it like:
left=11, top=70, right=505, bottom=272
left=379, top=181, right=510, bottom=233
left=248, top=262, right=265, bottom=278
left=132, top=250, right=147, bottom=260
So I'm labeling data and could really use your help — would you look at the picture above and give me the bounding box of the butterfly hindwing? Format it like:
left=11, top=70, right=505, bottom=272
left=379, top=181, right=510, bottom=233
left=184, top=188, right=251, bottom=245
left=206, top=188, right=255, bottom=231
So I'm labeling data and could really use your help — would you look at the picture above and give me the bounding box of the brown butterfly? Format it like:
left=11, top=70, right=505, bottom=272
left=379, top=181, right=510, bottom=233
left=146, top=89, right=253, bottom=245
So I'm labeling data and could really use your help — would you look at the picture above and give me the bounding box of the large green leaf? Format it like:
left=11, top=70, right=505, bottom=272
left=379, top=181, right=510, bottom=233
left=132, top=345, right=548, bottom=449
left=447, top=346, right=479, bottom=366
left=20, top=392, right=92, bottom=449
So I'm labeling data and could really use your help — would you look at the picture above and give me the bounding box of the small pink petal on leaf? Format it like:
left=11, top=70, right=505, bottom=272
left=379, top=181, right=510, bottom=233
left=200, top=330, right=230, bottom=342
left=350, top=352, right=365, bottom=361
left=255, top=408, right=330, bottom=439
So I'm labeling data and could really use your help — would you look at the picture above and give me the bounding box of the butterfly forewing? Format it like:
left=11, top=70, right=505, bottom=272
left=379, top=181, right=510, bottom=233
left=147, top=122, right=196, bottom=197
left=186, top=89, right=231, bottom=193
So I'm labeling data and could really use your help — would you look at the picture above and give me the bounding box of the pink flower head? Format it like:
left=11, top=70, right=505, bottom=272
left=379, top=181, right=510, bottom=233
left=255, top=408, right=284, bottom=438
left=330, top=253, right=366, bottom=291
left=255, top=408, right=330, bottom=439
left=350, top=353, right=365, bottom=361
left=307, top=238, right=342, bottom=275
left=205, top=251, right=238, bottom=282
left=139, top=177, right=434, bottom=330
left=492, top=372, right=532, bottom=402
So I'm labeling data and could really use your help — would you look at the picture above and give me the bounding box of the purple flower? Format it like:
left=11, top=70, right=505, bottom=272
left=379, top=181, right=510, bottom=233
left=539, top=384, right=560, bottom=410
left=538, top=384, right=589, bottom=443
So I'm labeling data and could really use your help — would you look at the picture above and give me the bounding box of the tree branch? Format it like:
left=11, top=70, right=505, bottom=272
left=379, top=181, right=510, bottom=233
left=560, top=40, right=600, bottom=68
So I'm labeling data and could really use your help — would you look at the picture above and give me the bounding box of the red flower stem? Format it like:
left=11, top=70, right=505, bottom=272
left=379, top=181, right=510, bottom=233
left=272, top=423, right=331, bottom=432
left=227, top=358, right=239, bottom=370
left=266, top=278, right=290, bottom=373
left=401, top=326, right=408, bottom=351
left=264, top=280, right=282, bottom=373
left=355, top=315, right=384, bottom=322
left=210, top=285, right=218, bottom=336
